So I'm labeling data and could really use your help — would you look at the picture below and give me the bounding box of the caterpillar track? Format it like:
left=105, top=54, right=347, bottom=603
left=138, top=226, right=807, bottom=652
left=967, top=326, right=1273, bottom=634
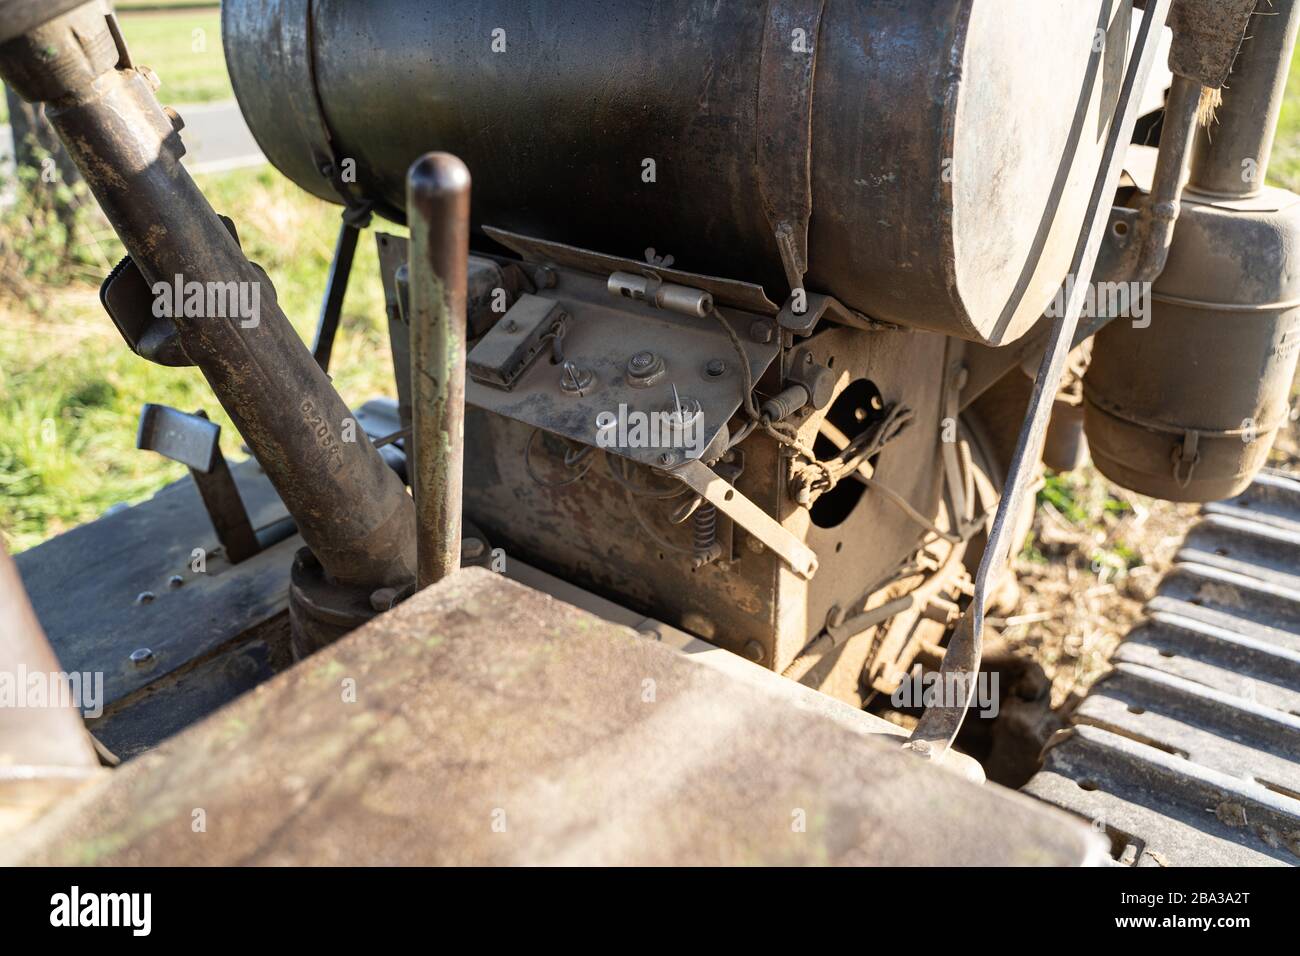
left=1023, top=471, right=1300, bottom=866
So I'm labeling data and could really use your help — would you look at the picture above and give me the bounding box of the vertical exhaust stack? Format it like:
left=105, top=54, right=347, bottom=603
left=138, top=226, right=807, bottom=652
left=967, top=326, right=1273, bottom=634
left=0, top=5, right=417, bottom=603
left=1084, top=0, right=1300, bottom=501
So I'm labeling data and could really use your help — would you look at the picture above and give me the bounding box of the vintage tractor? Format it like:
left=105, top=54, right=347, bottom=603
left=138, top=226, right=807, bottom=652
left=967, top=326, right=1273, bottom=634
left=1, top=0, right=1298, bottom=865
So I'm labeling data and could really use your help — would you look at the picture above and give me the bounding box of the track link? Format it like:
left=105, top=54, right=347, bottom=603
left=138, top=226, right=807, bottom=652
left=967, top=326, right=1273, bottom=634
left=1023, top=471, right=1300, bottom=866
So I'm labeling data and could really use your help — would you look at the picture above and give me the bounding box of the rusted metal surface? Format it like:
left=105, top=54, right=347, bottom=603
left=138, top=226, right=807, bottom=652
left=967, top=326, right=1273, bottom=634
left=1114, top=74, right=1202, bottom=283
left=0, top=0, right=85, bottom=43
left=464, top=263, right=778, bottom=472
left=460, top=317, right=951, bottom=684
left=1024, top=471, right=1300, bottom=866
left=0, top=3, right=417, bottom=594
left=483, top=227, right=781, bottom=316
left=1167, top=0, right=1260, bottom=88
left=4, top=569, right=1104, bottom=866
left=408, top=153, right=471, bottom=589
left=137, top=405, right=263, bottom=564
left=756, top=0, right=825, bottom=293
left=223, top=0, right=1138, bottom=345
left=907, top=0, right=1173, bottom=764
left=14, top=458, right=300, bottom=757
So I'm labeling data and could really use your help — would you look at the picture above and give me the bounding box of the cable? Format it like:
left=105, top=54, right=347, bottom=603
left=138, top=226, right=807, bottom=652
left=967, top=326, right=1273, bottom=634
left=603, top=451, right=689, bottom=500
left=524, top=427, right=593, bottom=488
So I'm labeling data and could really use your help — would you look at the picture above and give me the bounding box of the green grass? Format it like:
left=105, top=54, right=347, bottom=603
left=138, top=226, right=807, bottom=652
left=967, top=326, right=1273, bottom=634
left=0, top=168, right=400, bottom=553
left=1, top=9, right=229, bottom=124
left=115, top=9, right=232, bottom=106
left=1270, top=43, right=1300, bottom=190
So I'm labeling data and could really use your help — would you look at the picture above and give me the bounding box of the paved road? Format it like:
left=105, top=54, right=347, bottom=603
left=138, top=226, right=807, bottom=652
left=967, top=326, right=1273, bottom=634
left=2, top=98, right=264, bottom=206
left=172, top=99, right=265, bottom=175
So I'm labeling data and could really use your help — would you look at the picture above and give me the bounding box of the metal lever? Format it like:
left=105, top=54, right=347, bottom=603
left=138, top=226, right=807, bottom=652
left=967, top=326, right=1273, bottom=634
left=407, top=153, right=472, bottom=589
left=905, top=0, right=1174, bottom=762
left=675, top=458, right=818, bottom=579
left=136, top=404, right=260, bottom=564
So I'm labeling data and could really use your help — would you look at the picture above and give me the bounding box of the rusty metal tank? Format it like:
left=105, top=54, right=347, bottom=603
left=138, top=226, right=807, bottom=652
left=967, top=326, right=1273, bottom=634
left=222, top=0, right=1137, bottom=346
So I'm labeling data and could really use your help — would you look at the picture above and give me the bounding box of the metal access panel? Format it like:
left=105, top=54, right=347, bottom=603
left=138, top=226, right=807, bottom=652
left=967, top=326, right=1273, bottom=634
left=4, top=568, right=1104, bottom=866
left=464, top=264, right=779, bottom=470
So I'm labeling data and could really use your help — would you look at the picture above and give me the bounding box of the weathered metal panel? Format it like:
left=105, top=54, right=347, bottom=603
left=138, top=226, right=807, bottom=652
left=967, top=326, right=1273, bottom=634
left=5, top=568, right=1103, bottom=866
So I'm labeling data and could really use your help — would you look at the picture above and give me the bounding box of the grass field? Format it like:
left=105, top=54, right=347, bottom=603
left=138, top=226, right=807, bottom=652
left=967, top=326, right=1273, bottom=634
left=0, top=167, right=398, bottom=552
left=0, top=8, right=227, bottom=125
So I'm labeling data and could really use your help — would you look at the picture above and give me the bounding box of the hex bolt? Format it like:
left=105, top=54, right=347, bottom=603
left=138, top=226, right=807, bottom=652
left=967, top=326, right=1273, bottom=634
left=705, top=358, right=727, bottom=377
left=631, top=351, right=656, bottom=371
left=129, top=647, right=154, bottom=667
left=369, top=587, right=399, bottom=612
left=749, top=320, right=775, bottom=344
left=742, top=640, right=765, bottom=664
left=462, top=537, right=486, bottom=560
left=163, top=106, right=185, bottom=132
left=911, top=740, right=932, bottom=756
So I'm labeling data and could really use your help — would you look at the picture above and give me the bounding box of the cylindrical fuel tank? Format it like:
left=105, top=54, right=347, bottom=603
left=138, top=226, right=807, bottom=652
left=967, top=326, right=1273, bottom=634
left=1083, top=188, right=1300, bottom=501
left=223, top=0, right=1134, bottom=345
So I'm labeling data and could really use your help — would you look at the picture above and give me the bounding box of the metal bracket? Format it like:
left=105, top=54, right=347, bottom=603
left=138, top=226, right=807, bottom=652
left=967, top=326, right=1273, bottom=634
left=906, top=0, right=1175, bottom=763
left=136, top=404, right=261, bottom=564
left=675, top=458, right=818, bottom=580
left=100, top=215, right=248, bottom=369
left=757, top=0, right=826, bottom=293
left=776, top=291, right=897, bottom=336
left=311, top=218, right=363, bottom=371
left=280, top=0, right=373, bottom=224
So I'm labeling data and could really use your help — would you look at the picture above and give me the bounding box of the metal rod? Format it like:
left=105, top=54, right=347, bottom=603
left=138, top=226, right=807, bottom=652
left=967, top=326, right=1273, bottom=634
left=1189, top=0, right=1300, bottom=198
left=1134, top=74, right=1202, bottom=281
left=407, top=153, right=471, bottom=588
left=0, top=4, right=417, bottom=592
left=311, top=219, right=362, bottom=371
left=906, top=0, right=1173, bottom=762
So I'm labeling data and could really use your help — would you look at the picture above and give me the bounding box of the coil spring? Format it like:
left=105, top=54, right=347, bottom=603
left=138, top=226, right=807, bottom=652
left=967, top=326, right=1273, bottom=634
left=693, top=501, right=718, bottom=566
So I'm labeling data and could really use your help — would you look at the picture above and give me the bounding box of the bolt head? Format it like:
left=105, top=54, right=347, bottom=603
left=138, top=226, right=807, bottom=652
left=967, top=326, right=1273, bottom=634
left=911, top=740, right=933, bottom=756
left=461, top=537, right=486, bottom=560
left=370, top=587, right=399, bottom=612
left=135, top=591, right=156, bottom=606
left=705, top=358, right=726, bottom=377
left=129, top=647, right=154, bottom=666
left=742, top=640, right=766, bottom=664
left=749, top=320, right=774, bottom=344
left=168, top=575, right=184, bottom=589
left=631, top=351, right=655, bottom=370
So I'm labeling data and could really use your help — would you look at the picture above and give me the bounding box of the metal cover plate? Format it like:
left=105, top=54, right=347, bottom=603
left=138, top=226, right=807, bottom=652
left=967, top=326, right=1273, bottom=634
left=6, top=568, right=1103, bottom=866
left=465, top=265, right=779, bottom=468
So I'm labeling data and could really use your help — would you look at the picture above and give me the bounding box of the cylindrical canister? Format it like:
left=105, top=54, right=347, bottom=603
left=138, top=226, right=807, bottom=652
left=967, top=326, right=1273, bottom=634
left=223, top=0, right=1136, bottom=345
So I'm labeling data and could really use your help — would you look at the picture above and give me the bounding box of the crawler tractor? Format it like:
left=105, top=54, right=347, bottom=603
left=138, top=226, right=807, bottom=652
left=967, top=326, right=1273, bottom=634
left=2, top=0, right=1299, bottom=865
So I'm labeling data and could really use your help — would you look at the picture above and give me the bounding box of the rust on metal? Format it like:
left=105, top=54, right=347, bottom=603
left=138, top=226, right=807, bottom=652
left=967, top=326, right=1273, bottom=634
left=408, top=153, right=471, bottom=588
